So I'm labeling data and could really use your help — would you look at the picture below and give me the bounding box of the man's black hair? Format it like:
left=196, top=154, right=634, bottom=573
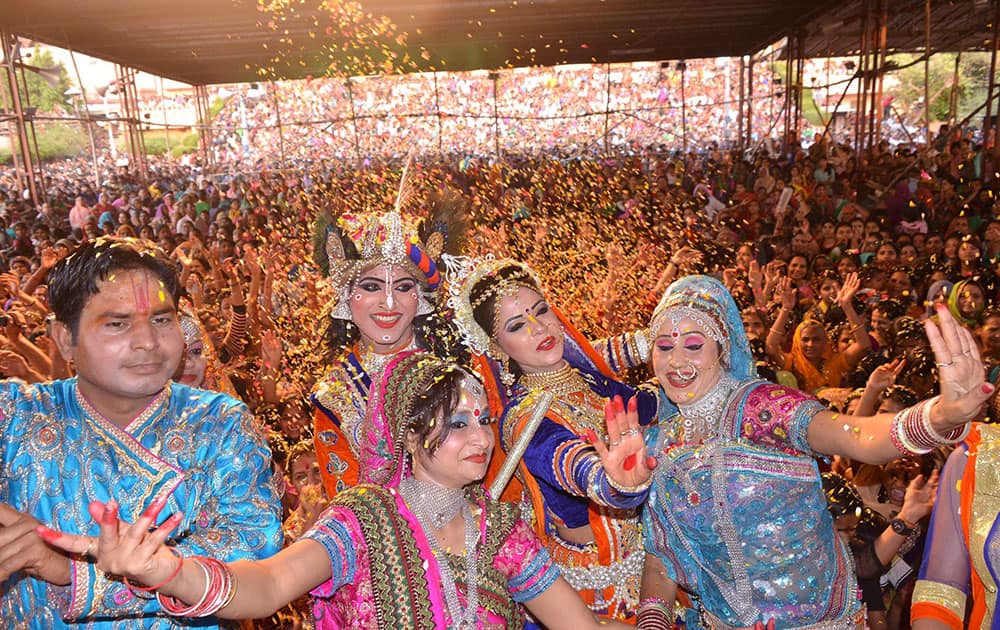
left=48, top=236, right=180, bottom=340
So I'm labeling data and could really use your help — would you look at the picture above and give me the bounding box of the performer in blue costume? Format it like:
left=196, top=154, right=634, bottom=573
left=445, top=256, right=662, bottom=622
left=637, top=275, right=990, bottom=629
left=0, top=237, right=282, bottom=628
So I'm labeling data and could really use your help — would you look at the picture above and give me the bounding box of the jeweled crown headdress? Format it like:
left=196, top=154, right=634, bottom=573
left=312, top=159, right=467, bottom=319
left=442, top=254, right=543, bottom=357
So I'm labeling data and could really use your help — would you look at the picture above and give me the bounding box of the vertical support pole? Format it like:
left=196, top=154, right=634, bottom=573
left=987, top=0, right=1000, bottom=158
left=747, top=56, right=754, bottom=146
left=14, top=48, right=45, bottom=201
left=948, top=52, right=962, bottom=129
left=873, top=0, right=889, bottom=148
left=345, top=78, right=362, bottom=161
left=491, top=71, right=500, bottom=159
left=737, top=55, right=745, bottom=149
left=794, top=34, right=805, bottom=146
left=115, top=65, right=147, bottom=179
left=783, top=39, right=792, bottom=153
left=69, top=49, right=100, bottom=187
left=194, top=85, right=209, bottom=166
left=855, top=0, right=870, bottom=153
left=679, top=61, right=688, bottom=154
left=925, top=0, right=932, bottom=146
left=433, top=71, right=443, bottom=156
left=1, top=32, right=39, bottom=206
left=270, top=82, right=287, bottom=170
left=160, top=76, right=170, bottom=159
left=604, top=63, right=611, bottom=156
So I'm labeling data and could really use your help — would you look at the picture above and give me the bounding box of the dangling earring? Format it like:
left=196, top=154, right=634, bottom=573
left=416, top=290, right=434, bottom=316
left=499, top=356, right=515, bottom=398
left=331, top=287, right=352, bottom=320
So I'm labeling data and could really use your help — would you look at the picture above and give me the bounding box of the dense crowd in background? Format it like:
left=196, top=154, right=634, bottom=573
left=0, top=113, right=995, bottom=626
left=206, top=58, right=795, bottom=162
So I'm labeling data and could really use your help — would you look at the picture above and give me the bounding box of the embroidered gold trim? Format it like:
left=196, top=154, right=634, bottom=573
left=913, top=580, right=967, bottom=619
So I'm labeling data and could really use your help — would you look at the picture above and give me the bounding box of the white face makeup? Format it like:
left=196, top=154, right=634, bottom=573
left=349, top=263, right=420, bottom=352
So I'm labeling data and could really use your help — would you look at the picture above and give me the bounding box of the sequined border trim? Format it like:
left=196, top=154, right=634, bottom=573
left=912, top=580, right=967, bottom=621
left=74, top=383, right=183, bottom=508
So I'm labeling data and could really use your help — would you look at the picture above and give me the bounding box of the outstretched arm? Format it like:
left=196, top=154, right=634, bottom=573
left=808, top=305, right=991, bottom=464
left=39, top=499, right=331, bottom=619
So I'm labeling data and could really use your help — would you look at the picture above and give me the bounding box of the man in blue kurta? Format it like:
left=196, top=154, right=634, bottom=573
left=0, top=236, right=282, bottom=628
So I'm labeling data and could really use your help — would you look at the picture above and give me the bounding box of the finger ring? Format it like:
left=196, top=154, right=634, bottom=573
left=609, top=439, right=622, bottom=447
left=620, top=429, right=640, bottom=438
left=936, top=361, right=954, bottom=368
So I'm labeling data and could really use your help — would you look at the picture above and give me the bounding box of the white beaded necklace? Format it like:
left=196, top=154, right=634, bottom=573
left=397, top=476, right=480, bottom=628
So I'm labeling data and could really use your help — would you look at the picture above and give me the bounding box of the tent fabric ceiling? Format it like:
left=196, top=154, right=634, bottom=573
left=0, top=0, right=993, bottom=86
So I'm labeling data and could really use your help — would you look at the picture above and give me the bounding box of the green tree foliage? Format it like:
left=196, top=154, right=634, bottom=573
left=0, top=47, right=72, bottom=113
left=888, top=52, right=993, bottom=124
left=0, top=124, right=88, bottom=164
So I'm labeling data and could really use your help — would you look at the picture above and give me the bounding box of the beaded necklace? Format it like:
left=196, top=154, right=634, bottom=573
left=520, top=361, right=606, bottom=435
left=397, top=476, right=480, bottom=629
left=675, top=375, right=739, bottom=443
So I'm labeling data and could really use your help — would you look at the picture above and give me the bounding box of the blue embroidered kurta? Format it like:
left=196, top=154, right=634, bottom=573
left=0, top=379, right=283, bottom=628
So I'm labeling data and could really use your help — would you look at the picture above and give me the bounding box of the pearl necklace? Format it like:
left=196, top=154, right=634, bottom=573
left=397, top=476, right=480, bottom=629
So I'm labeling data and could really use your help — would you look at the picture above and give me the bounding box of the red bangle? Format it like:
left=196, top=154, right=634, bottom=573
left=125, top=547, right=184, bottom=593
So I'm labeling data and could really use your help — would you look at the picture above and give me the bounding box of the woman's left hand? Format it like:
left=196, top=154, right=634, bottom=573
left=926, top=304, right=994, bottom=431
left=589, top=395, right=656, bottom=490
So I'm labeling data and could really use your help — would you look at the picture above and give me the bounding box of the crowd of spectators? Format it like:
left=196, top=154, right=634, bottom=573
left=206, top=58, right=790, bottom=163
left=0, top=105, right=995, bottom=625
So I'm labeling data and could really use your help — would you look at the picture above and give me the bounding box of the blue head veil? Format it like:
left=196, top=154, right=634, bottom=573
left=650, top=274, right=758, bottom=382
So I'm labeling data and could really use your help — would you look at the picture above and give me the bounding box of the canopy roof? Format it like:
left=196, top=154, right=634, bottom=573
left=1, top=0, right=994, bottom=86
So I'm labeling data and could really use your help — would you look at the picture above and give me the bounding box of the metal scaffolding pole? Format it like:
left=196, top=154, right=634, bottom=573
left=115, top=64, right=147, bottom=179
left=988, top=0, right=1000, bottom=159
left=490, top=71, right=500, bottom=158
left=948, top=52, right=962, bottom=129
left=746, top=56, right=754, bottom=146
left=344, top=78, right=362, bottom=161
left=1, top=31, right=39, bottom=205
left=197, top=85, right=215, bottom=167
left=604, top=63, right=611, bottom=156
left=783, top=40, right=793, bottom=152
left=433, top=71, right=443, bottom=156
left=925, top=0, right=931, bottom=146
left=855, top=0, right=870, bottom=153
left=794, top=34, right=805, bottom=145
left=737, top=56, right=745, bottom=148
left=69, top=50, right=100, bottom=187
left=871, top=0, right=889, bottom=148
left=159, top=76, right=170, bottom=159
left=270, top=82, right=286, bottom=170
left=679, top=60, right=688, bottom=154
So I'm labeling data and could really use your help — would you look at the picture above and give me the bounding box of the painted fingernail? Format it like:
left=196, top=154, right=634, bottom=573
left=623, top=454, right=636, bottom=471
left=984, top=383, right=995, bottom=395
left=628, top=396, right=637, bottom=412
left=143, top=497, right=167, bottom=520
left=102, top=501, right=118, bottom=524
left=585, top=429, right=598, bottom=445
left=35, top=526, right=60, bottom=544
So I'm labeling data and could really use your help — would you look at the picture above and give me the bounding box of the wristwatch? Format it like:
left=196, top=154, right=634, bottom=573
left=890, top=518, right=916, bottom=536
